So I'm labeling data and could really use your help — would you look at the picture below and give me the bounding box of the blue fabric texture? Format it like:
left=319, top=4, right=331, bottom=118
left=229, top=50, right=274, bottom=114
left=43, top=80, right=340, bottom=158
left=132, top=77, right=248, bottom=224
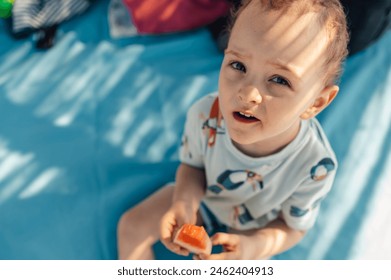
left=0, top=0, right=390, bottom=260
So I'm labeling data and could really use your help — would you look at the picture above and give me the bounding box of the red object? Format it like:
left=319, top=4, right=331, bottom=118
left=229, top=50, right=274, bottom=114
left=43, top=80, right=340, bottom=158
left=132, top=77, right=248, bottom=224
left=207, top=97, right=222, bottom=147
left=122, top=0, right=230, bottom=34
left=173, top=224, right=212, bottom=255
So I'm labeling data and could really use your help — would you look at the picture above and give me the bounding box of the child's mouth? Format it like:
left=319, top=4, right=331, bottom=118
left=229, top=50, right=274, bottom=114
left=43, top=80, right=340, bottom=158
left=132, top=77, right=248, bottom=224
left=233, top=112, right=259, bottom=123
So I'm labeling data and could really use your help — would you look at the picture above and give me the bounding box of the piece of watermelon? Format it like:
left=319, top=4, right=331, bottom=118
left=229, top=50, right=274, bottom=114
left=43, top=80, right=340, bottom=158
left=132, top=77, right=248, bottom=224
left=173, top=224, right=212, bottom=255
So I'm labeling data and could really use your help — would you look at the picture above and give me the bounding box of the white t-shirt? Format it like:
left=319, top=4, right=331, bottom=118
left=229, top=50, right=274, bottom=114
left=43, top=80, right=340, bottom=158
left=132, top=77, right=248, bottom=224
left=180, top=93, right=337, bottom=231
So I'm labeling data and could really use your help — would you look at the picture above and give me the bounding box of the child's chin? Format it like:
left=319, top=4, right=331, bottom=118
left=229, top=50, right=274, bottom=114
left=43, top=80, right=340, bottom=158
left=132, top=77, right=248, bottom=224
left=228, top=128, right=255, bottom=142
left=231, top=135, right=256, bottom=147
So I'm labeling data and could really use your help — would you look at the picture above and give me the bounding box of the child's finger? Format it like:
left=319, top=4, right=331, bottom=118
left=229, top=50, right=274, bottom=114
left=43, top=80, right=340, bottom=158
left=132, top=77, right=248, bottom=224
left=160, top=213, right=177, bottom=244
left=211, top=232, right=240, bottom=246
left=160, top=226, right=172, bottom=244
left=160, top=217, right=180, bottom=253
left=173, top=246, right=190, bottom=256
left=161, top=237, right=190, bottom=256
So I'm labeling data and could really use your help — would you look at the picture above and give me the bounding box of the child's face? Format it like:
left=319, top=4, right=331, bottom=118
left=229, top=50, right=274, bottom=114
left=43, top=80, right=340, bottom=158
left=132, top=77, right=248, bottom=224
left=218, top=0, right=338, bottom=157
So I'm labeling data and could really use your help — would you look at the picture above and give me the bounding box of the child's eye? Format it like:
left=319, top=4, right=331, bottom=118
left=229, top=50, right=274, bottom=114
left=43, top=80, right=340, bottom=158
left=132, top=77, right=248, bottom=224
left=270, top=76, right=290, bottom=87
left=230, top=61, right=246, bottom=73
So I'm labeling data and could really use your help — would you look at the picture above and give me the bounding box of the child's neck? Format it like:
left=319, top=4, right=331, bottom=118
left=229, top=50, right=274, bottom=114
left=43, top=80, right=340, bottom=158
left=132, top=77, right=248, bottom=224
left=232, top=120, right=302, bottom=158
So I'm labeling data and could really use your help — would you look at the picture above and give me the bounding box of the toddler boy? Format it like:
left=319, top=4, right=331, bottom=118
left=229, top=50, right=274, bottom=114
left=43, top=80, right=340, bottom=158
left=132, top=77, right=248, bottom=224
left=117, top=0, right=349, bottom=260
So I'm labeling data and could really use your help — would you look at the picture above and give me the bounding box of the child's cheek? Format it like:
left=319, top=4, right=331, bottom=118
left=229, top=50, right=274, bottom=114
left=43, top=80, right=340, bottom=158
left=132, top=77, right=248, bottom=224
left=222, top=69, right=242, bottom=86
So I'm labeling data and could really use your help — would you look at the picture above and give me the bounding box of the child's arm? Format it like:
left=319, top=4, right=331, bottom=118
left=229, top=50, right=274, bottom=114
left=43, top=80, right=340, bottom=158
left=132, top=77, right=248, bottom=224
left=160, top=163, right=206, bottom=256
left=197, top=217, right=306, bottom=260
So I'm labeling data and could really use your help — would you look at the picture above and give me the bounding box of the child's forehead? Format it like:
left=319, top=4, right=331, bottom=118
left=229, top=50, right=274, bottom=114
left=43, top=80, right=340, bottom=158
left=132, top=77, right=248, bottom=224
left=234, top=1, right=321, bottom=38
left=230, top=2, right=329, bottom=77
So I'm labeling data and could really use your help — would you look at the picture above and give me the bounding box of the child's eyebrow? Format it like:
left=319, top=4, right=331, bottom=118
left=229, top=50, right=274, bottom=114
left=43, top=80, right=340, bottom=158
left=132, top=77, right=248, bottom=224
left=266, top=60, right=301, bottom=79
left=224, top=49, right=252, bottom=59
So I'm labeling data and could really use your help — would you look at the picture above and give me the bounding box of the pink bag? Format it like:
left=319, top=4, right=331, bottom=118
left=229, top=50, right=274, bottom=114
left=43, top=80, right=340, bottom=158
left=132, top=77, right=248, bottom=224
left=122, top=0, right=230, bottom=34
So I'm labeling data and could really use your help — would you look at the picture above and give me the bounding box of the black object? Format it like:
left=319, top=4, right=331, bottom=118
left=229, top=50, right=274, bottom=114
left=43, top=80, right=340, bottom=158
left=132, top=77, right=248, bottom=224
left=35, top=25, right=58, bottom=50
left=341, top=0, right=391, bottom=55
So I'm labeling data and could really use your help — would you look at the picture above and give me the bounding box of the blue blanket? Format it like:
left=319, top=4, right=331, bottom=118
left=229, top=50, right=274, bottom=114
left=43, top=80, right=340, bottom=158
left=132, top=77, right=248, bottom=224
left=0, top=0, right=390, bottom=260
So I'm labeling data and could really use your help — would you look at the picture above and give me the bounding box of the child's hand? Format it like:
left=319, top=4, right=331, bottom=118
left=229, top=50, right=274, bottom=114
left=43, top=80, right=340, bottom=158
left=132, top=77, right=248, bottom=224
left=160, top=201, right=197, bottom=256
left=194, top=232, right=258, bottom=260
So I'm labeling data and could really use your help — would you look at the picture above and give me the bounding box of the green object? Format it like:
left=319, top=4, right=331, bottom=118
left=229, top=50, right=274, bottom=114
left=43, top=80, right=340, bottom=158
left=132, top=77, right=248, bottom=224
left=0, top=0, right=14, bottom=19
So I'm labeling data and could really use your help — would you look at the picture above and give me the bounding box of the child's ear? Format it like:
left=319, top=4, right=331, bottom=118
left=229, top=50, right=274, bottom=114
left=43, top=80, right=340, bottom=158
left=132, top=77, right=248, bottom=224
left=300, top=85, right=339, bottom=120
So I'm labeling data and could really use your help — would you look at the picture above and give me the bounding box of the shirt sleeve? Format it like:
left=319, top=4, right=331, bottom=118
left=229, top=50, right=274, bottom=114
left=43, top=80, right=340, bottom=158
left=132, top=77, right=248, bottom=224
left=179, top=100, right=205, bottom=169
left=281, top=158, right=337, bottom=231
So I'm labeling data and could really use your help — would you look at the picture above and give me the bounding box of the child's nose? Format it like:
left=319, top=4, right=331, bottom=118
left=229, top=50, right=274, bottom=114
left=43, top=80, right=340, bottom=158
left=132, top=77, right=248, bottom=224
left=238, top=86, right=262, bottom=105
